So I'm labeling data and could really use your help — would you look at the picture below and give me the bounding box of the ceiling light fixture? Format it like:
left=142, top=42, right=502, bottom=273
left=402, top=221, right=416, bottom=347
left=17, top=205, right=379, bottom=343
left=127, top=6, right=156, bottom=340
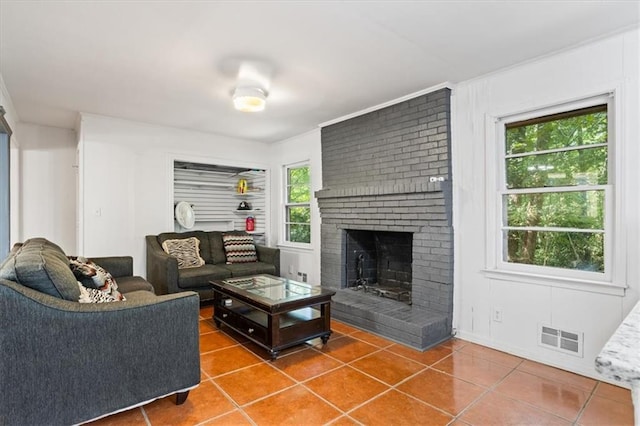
left=233, top=86, right=267, bottom=112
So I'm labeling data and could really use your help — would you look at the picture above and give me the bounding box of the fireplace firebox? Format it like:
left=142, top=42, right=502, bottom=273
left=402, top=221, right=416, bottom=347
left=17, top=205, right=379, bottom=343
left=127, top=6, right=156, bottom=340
left=345, top=230, right=412, bottom=304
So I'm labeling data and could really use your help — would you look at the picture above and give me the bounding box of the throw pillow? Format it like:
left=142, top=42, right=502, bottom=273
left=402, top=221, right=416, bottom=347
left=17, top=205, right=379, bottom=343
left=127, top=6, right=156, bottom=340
left=68, top=256, right=126, bottom=301
left=161, top=237, right=205, bottom=269
left=77, top=282, right=121, bottom=303
left=222, top=233, right=258, bottom=264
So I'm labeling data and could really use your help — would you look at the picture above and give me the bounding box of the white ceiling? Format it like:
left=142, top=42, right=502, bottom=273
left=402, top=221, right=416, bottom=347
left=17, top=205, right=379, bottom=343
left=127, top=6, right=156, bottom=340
left=1, top=1, right=638, bottom=143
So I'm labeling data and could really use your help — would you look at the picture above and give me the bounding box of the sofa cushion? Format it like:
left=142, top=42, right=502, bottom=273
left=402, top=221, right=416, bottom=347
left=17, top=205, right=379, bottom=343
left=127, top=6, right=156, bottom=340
left=222, top=262, right=277, bottom=277
left=222, top=233, right=258, bottom=264
left=0, top=238, right=80, bottom=301
left=68, top=256, right=125, bottom=301
left=158, top=231, right=212, bottom=264
left=177, top=264, right=231, bottom=289
left=117, top=276, right=155, bottom=294
left=207, top=231, right=227, bottom=264
left=161, top=237, right=206, bottom=269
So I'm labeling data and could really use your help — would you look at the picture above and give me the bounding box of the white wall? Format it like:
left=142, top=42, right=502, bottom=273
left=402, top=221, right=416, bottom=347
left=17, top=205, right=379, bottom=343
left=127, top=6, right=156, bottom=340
left=452, top=28, right=639, bottom=380
left=269, top=129, right=322, bottom=284
left=78, top=114, right=272, bottom=275
left=17, top=123, right=77, bottom=253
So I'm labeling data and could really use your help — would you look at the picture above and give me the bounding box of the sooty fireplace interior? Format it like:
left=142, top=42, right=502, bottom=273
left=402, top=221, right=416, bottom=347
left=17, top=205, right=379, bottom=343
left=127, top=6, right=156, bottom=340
left=345, top=230, right=412, bottom=304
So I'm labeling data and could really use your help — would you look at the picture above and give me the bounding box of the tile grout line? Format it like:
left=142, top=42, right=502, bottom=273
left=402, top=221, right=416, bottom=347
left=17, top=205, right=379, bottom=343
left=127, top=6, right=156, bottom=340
left=330, top=351, right=459, bottom=421
left=481, top=362, right=585, bottom=424
left=196, top=377, right=258, bottom=426
left=572, top=381, right=600, bottom=425
left=446, top=357, right=526, bottom=423
left=140, top=406, right=151, bottom=426
left=508, top=368, right=596, bottom=422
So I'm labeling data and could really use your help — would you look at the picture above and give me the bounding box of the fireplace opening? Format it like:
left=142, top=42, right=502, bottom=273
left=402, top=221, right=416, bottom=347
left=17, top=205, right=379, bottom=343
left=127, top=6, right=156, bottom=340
left=344, top=230, right=412, bottom=304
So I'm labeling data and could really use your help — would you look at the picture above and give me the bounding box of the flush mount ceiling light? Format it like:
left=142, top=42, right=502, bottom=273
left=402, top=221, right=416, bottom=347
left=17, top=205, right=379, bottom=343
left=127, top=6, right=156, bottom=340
left=233, top=86, right=267, bottom=112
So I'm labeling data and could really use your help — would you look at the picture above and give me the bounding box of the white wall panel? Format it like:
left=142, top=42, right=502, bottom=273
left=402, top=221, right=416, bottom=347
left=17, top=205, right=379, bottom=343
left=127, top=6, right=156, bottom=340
left=488, top=279, right=552, bottom=350
left=453, top=28, right=639, bottom=379
left=550, top=287, right=623, bottom=371
left=18, top=123, right=77, bottom=253
left=82, top=140, right=135, bottom=257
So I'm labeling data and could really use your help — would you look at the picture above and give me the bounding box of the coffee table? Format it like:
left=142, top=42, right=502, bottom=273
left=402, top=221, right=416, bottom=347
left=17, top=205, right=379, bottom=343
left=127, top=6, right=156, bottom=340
left=211, top=274, right=336, bottom=360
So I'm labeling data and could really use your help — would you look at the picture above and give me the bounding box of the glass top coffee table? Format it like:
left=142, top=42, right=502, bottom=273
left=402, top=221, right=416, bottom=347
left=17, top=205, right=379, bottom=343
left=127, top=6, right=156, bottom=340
left=211, top=274, right=336, bottom=359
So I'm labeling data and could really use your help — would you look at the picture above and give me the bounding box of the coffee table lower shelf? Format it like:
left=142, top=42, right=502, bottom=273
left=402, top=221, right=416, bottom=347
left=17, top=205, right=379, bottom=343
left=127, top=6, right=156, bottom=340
left=212, top=295, right=332, bottom=360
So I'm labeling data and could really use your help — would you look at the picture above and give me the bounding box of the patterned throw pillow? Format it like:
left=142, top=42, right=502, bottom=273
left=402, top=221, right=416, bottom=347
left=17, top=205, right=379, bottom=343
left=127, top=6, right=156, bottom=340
left=222, top=233, right=258, bottom=264
left=161, top=237, right=205, bottom=269
left=68, top=256, right=126, bottom=302
left=77, top=282, right=121, bottom=303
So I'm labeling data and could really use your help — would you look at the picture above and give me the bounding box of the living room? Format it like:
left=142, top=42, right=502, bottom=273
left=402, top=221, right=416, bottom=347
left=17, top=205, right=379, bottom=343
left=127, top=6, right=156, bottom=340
left=1, top=1, right=639, bottom=425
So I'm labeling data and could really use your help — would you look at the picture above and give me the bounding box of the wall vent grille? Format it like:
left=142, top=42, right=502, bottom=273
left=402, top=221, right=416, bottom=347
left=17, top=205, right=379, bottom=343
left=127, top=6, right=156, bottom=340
left=538, top=324, right=583, bottom=358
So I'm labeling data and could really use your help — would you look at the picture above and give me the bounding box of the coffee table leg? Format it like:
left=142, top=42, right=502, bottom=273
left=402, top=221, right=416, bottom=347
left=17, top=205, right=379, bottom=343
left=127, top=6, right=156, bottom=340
left=321, top=333, right=330, bottom=344
left=270, top=350, right=279, bottom=361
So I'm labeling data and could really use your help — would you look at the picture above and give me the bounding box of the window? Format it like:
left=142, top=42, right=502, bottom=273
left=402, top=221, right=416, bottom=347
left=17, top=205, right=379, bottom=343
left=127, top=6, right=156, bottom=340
left=0, top=106, right=12, bottom=258
left=284, top=163, right=311, bottom=244
left=498, top=98, right=612, bottom=280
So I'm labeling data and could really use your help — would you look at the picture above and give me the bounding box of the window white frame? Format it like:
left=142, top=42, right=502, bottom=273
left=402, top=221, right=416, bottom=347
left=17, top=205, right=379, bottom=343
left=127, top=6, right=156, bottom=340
left=485, top=92, right=627, bottom=293
left=283, top=161, right=311, bottom=247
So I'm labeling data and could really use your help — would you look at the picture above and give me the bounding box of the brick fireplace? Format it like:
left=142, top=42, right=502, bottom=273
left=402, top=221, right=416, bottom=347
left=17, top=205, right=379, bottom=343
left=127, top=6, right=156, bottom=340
left=316, top=88, right=453, bottom=349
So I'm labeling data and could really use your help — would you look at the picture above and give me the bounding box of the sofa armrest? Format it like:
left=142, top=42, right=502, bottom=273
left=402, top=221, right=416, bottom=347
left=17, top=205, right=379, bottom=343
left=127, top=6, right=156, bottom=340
left=145, top=235, right=180, bottom=295
left=0, top=279, right=200, bottom=425
left=256, top=245, right=280, bottom=276
left=89, top=256, right=133, bottom=278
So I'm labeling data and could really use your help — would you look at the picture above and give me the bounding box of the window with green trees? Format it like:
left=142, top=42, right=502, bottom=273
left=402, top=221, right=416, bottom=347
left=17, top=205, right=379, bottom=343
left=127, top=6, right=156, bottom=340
left=284, top=163, right=311, bottom=244
left=501, top=102, right=609, bottom=275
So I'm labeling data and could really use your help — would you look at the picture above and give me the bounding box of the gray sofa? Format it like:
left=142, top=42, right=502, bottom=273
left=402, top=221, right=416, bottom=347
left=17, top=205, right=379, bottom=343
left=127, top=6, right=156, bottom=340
left=0, top=238, right=200, bottom=426
left=146, top=230, right=280, bottom=301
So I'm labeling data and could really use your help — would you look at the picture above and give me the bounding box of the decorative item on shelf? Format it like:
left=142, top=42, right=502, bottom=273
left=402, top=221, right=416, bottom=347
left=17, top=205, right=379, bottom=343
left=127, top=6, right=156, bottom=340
left=237, top=178, right=248, bottom=194
left=246, top=216, right=255, bottom=232
left=237, top=201, right=252, bottom=210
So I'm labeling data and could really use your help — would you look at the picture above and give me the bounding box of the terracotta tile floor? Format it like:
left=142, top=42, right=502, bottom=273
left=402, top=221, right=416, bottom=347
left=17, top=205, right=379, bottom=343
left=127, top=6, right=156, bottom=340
left=88, top=306, right=635, bottom=426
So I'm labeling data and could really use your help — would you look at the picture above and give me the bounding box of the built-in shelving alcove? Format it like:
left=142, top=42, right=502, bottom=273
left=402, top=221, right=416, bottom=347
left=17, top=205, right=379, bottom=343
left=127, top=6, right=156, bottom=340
left=173, top=161, right=267, bottom=245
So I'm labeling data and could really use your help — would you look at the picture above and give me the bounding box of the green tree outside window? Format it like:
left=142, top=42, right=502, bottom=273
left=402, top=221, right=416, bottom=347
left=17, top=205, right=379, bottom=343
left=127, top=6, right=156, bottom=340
left=285, top=164, right=311, bottom=244
left=503, top=104, right=608, bottom=273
